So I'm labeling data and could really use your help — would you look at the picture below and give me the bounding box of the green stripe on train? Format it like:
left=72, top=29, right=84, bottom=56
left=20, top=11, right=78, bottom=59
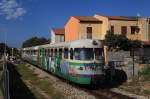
left=55, top=70, right=91, bottom=84
left=68, top=75, right=91, bottom=84
left=69, top=61, right=95, bottom=66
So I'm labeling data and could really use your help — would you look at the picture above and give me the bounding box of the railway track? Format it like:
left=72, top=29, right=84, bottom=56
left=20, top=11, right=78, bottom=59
left=68, top=82, right=135, bottom=99
left=85, top=88, right=134, bottom=99
left=19, top=61, right=135, bottom=99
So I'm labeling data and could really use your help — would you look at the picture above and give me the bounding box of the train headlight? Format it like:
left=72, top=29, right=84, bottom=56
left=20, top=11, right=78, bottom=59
left=92, top=40, right=98, bottom=45
left=79, top=67, right=84, bottom=70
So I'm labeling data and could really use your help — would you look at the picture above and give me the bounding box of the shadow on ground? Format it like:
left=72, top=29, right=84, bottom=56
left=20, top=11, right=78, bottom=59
left=7, top=63, right=37, bottom=99
left=101, top=69, right=127, bottom=89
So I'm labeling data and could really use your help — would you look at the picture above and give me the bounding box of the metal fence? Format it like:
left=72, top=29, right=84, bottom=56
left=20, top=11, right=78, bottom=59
left=133, top=47, right=150, bottom=64
left=0, top=62, right=10, bottom=99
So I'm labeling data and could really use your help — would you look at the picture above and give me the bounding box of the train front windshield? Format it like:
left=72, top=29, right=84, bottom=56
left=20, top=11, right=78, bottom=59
left=94, top=48, right=103, bottom=60
left=74, top=48, right=94, bottom=60
left=74, top=48, right=103, bottom=61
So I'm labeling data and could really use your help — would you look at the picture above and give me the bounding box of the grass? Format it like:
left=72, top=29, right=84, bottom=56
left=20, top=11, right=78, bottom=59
left=119, top=65, right=150, bottom=96
left=16, top=63, right=65, bottom=99
left=139, top=65, right=150, bottom=81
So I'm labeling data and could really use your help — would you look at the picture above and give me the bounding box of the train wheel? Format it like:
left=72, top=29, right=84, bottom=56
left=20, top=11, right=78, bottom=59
left=90, top=78, right=98, bottom=89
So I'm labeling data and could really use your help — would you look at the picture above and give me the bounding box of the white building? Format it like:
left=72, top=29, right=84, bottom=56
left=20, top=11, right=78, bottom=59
left=51, top=28, right=65, bottom=43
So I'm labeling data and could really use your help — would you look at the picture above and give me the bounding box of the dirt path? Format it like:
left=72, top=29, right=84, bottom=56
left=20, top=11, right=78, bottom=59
left=25, top=64, right=97, bottom=99
left=24, top=80, right=52, bottom=99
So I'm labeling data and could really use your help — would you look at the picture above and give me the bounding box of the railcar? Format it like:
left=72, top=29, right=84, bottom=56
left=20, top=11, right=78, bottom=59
left=22, top=39, right=105, bottom=85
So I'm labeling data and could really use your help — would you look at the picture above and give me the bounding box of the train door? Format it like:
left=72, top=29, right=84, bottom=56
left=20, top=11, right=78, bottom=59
left=57, top=48, right=62, bottom=71
left=60, top=48, right=69, bottom=77
left=37, top=49, right=40, bottom=66
left=43, top=48, right=48, bottom=70
left=39, top=49, right=42, bottom=67
left=45, top=49, right=49, bottom=71
left=54, top=49, right=58, bottom=73
left=47, top=49, right=51, bottom=71
left=41, top=48, right=45, bottom=69
left=50, top=49, right=55, bottom=73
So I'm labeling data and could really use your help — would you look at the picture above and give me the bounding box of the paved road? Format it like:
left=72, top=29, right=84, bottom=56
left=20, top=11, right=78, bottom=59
left=7, top=63, right=37, bottom=99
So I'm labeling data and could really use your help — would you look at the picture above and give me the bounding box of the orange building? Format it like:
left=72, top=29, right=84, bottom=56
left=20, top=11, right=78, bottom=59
left=95, top=15, right=150, bottom=42
left=65, top=16, right=103, bottom=41
left=51, top=15, right=150, bottom=43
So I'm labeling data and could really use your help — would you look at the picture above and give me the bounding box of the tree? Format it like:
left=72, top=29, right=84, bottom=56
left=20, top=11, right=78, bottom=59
left=0, top=43, right=20, bottom=58
left=0, top=43, right=10, bottom=54
left=104, top=32, right=116, bottom=50
left=22, top=37, right=49, bottom=48
left=129, top=40, right=142, bottom=48
left=105, top=31, right=141, bottom=51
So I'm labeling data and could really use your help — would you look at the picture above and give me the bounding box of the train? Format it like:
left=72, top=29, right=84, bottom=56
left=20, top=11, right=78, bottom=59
left=21, top=39, right=105, bottom=86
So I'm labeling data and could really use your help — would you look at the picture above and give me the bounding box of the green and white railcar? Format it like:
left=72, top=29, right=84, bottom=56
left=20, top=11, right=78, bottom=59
left=22, top=46, right=39, bottom=64
left=22, top=39, right=105, bottom=85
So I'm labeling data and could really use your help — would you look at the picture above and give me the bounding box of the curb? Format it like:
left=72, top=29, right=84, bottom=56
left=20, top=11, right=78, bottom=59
left=111, top=88, right=150, bottom=99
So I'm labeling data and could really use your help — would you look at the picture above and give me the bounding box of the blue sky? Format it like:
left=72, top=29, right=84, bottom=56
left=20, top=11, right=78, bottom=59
left=0, top=0, right=149, bottom=48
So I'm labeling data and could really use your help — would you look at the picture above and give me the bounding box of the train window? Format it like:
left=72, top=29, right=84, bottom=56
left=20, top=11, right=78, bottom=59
left=59, top=49, right=62, bottom=58
left=33, top=50, right=35, bottom=55
left=94, top=48, right=103, bottom=60
left=45, top=49, right=47, bottom=56
left=54, top=49, right=57, bottom=57
left=51, top=49, right=53, bottom=57
left=35, top=50, right=38, bottom=55
left=70, top=48, right=73, bottom=60
left=30, top=50, right=33, bottom=55
left=64, top=48, right=68, bottom=59
left=48, top=49, right=50, bottom=56
left=46, top=49, right=47, bottom=56
left=39, top=49, right=41, bottom=56
left=43, top=49, right=46, bottom=56
left=74, top=48, right=94, bottom=60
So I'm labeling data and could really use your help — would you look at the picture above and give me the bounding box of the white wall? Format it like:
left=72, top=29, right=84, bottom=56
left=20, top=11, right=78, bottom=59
left=51, top=30, right=55, bottom=43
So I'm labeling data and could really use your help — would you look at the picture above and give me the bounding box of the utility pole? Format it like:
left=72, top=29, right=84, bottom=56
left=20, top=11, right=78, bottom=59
left=132, top=47, right=135, bottom=76
left=12, top=48, right=14, bottom=59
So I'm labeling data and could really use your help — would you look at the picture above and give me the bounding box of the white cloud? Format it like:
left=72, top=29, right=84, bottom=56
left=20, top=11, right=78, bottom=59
left=0, top=0, right=26, bottom=20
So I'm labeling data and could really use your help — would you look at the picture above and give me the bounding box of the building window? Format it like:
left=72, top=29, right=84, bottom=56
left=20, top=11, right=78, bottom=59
left=148, top=18, right=150, bottom=24
left=121, top=26, right=127, bottom=36
left=131, top=26, right=136, bottom=34
left=87, top=27, right=92, bottom=39
left=110, top=25, right=114, bottom=34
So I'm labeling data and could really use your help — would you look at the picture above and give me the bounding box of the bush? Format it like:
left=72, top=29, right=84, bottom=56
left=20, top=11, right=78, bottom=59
left=105, top=31, right=142, bottom=51
left=140, top=66, right=150, bottom=76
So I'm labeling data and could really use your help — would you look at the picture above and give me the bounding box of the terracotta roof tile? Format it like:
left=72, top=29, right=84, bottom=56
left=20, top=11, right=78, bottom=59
left=105, top=16, right=137, bottom=21
left=52, top=28, right=65, bottom=35
left=143, top=41, right=150, bottom=46
left=72, top=16, right=102, bottom=22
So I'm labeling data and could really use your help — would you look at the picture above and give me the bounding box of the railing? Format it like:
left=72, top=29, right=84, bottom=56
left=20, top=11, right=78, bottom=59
left=0, top=59, right=10, bottom=99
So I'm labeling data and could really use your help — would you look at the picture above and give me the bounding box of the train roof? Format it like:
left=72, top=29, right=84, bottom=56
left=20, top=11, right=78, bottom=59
left=22, top=39, right=103, bottom=50
left=69, top=39, right=103, bottom=48
left=22, top=46, right=39, bottom=50
left=44, top=39, right=103, bottom=48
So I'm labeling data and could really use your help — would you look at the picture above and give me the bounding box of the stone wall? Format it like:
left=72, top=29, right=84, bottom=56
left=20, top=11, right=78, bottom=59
left=107, top=51, right=139, bottom=79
